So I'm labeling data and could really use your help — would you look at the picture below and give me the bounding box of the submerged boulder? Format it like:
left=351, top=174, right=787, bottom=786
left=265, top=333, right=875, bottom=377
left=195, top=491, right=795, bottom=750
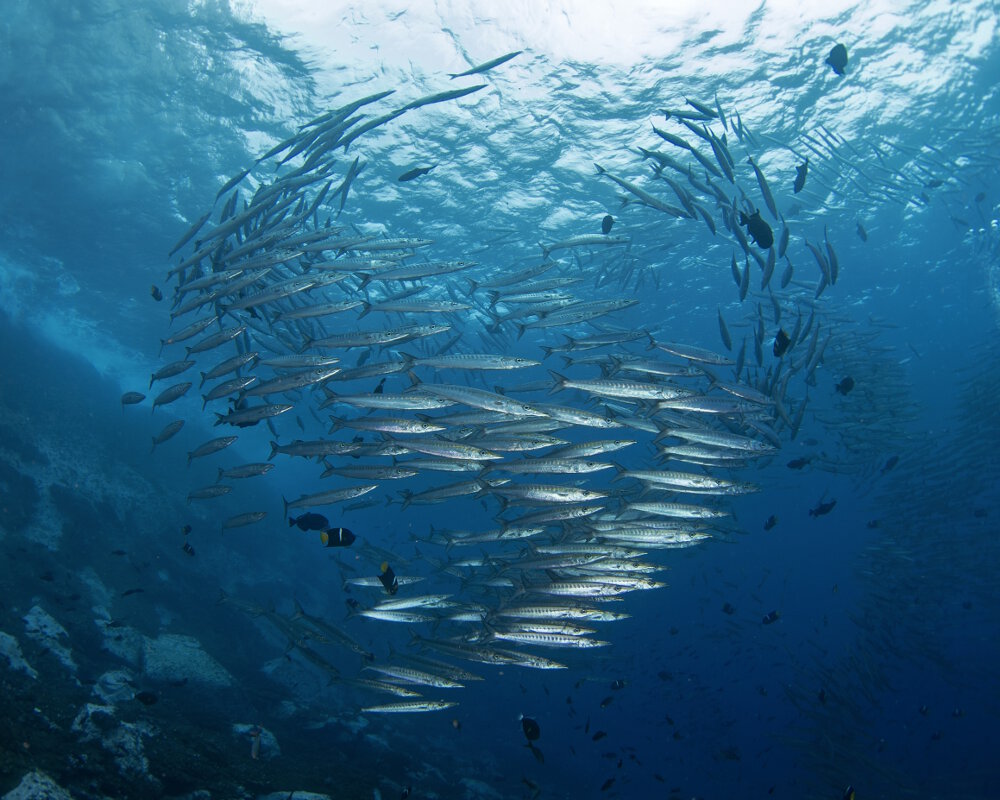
left=142, top=633, right=233, bottom=687
left=2, top=770, right=73, bottom=800
left=22, top=605, right=77, bottom=675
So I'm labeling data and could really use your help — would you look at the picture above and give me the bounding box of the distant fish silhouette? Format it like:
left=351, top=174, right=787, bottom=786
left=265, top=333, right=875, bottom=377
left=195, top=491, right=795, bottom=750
left=826, top=43, right=848, bottom=76
left=601, top=214, right=614, bottom=234
left=739, top=209, right=774, bottom=249
left=793, top=160, right=808, bottom=193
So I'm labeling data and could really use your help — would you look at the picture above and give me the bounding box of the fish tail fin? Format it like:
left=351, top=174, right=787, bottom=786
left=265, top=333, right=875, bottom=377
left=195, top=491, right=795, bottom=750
left=288, top=516, right=296, bottom=527
left=538, top=243, right=550, bottom=259
left=357, top=301, right=371, bottom=318
left=594, top=162, right=606, bottom=175
left=547, top=370, right=565, bottom=395
left=515, top=322, right=527, bottom=340
left=282, top=496, right=289, bottom=519
left=216, top=467, right=224, bottom=483
left=400, top=490, right=412, bottom=510
left=150, top=439, right=156, bottom=454
left=539, top=345, right=554, bottom=360
left=199, top=372, right=208, bottom=389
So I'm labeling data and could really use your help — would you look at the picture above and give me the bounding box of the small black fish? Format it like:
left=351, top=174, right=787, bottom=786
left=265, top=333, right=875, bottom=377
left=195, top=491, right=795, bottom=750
left=763, top=514, right=778, bottom=531
left=521, top=716, right=541, bottom=741
left=739, top=209, right=774, bottom=249
left=857, top=221, right=868, bottom=241
left=835, top=376, right=855, bottom=395
left=866, top=519, right=881, bottom=529
left=182, top=541, right=195, bottom=556
left=150, top=285, right=163, bottom=302
left=134, top=690, right=158, bottom=705
left=826, top=43, right=848, bottom=76
left=722, top=602, right=736, bottom=615
left=975, top=192, right=986, bottom=203
left=809, top=499, right=837, bottom=517
left=592, top=730, right=607, bottom=741
left=400, top=787, right=412, bottom=799
left=527, top=742, right=545, bottom=763
left=610, top=679, right=626, bottom=690
left=373, top=377, right=386, bottom=395
left=378, top=561, right=398, bottom=594
left=818, top=688, right=827, bottom=704
left=599, top=696, right=613, bottom=709
left=111, top=549, right=128, bottom=556
left=773, top=328, right=791, bottom=357
left=762, top=610, right=780, bottom=625
left=121, top=588, right=144, bottom=597
left=321, top=527, right=356, bottom=548
left=881, top=455, right=899, bottom=474
left=793, top=160, right=808, bottom=193
left=601, top=214, right=614, bottom=234
left=289, top=512, right=329, bottom=531
left=600, top=778, right=615, bottom=792
left=181, top=524, right=192, bottom=535
left=398, top=165, right=436, bottom=182
left=787, top=457, right=810, bottom=470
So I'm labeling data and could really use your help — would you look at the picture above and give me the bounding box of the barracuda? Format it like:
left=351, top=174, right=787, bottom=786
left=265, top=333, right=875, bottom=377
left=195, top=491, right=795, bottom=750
left=494, top=604, right=631, bottom=622
left=658, top=427, right=776, bottom=454
left=485, top=458, right=614, bottom=476
left=363, top=665, right=463, bottom=689
left=624, top=502, right=728, bottom=520
left=549, top=371, right=691, bottom=401
left=418, top=384, right=548, bottom=417
left=360, top=701, right=458, bottom=714
left=489, top=630, right=610, bottom=648
left=283, top=484, right=378, bottom=513
left=406, top=353, right=540, bottom=371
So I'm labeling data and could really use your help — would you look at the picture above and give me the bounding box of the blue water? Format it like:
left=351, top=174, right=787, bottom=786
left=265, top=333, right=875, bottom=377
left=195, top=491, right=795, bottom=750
left=1, top=1, right=999, bottom=798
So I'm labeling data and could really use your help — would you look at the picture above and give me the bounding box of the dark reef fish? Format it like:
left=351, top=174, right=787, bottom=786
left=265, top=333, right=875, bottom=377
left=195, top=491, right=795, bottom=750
left=794, top=160, right=808, bottom=193
left=826, top=43, right=848, bottom=75
left=398, top=165, right=436, bottom=182
left=739, top=209, right=774, bottom=249
left=121, top=391, right=145, bottom=408
left=809, top=499, right=837, bottom=517
left=601, top=214, right=614, bottom=234
left=288, top=512, right=329, bottom=531
left=773, top=328, right=791, bottom=357
left=835, top=376, right=855, bottom=395
left=321, top=527, right=356, bottom=548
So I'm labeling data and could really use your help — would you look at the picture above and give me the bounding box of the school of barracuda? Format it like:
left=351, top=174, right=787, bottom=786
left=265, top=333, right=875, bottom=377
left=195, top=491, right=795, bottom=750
left=134, top=51, right=941, bottom=714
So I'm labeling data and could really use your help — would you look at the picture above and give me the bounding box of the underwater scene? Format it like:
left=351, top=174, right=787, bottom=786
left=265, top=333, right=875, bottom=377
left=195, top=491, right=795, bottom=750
left=1, top=1, right=998, bottom=798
